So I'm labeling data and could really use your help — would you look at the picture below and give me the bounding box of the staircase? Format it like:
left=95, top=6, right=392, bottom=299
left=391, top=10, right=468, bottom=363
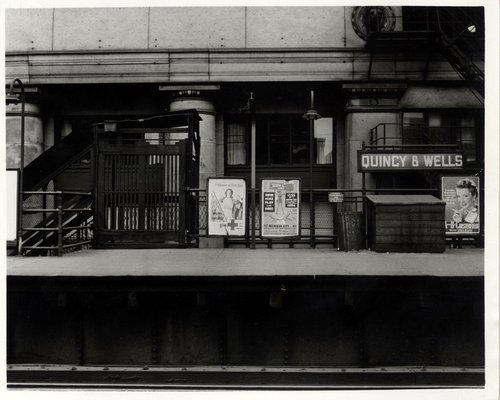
left=366, top=6, right=484, bottom=99
left=21, top=192, right=93, bottom=256
left=23, top=128, right=94, bottom=192
left=18, top=127, right=96, bottom=255
left=434, top=7, right=484, bottom=98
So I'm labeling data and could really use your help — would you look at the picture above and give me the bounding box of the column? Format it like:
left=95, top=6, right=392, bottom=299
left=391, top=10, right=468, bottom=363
left=168, top=90, right=223, bottom=248
left=6, top=101, right=44, bottom=169
left=341, top=83, right=407, bottom=190
left=169, top=90, right=217, bottom=190
left=6, top=97, right=45, bottom=237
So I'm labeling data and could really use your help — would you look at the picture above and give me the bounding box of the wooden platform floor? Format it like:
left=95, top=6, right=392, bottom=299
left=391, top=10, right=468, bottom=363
left=6, top=247, right=484, bottom=277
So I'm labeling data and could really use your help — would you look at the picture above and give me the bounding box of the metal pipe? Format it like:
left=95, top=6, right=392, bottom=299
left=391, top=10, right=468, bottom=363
left=362, top=171, right=368, bottom=249
left=19, top=84, right=25, bottom=255
left=57, top=192, right=63, bottom=256
left=6, top=79, right=26, bottom=255
left=250, top=93, right=256, bottom=250
left=302, top=90, right=321, bottom=248
left=309, top=117, right=314, bottom=248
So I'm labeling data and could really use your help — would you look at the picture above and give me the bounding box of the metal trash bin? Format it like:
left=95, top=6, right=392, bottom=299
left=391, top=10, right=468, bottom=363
left=336, top=211, right=364, bottom=251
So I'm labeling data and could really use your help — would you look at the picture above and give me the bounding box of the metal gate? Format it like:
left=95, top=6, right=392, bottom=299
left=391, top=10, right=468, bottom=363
left=95, top=141, right=187, bottom=247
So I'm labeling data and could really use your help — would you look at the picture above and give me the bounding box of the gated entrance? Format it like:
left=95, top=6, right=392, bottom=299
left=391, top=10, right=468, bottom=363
left=94, top=111, right=200, bottom=248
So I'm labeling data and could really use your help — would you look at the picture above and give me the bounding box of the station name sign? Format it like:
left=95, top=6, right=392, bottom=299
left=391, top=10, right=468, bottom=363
left=357, top=151, right=464, bottom=172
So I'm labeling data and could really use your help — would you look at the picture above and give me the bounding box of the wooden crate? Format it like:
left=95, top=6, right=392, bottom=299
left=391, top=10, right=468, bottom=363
left=367, top=195, right=446, bottom=253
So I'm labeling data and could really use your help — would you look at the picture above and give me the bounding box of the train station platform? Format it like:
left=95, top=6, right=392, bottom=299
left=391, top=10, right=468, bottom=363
left=7, top=247, right=485, bottom=388
left=7, top=247, right=484, bottom=277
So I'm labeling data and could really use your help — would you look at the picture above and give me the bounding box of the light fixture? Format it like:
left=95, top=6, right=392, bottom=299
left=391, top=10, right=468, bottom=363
left=302, top=90, right=321, bottom=121
left=467, top=24, right=476, bottom=33
left=6, top=92, right=22, bottom=105
left=104, top=121, right=117, bottom=132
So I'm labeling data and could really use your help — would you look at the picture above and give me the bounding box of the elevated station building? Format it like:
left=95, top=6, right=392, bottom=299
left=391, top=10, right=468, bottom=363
left=5, top=6, right=486, bottom=389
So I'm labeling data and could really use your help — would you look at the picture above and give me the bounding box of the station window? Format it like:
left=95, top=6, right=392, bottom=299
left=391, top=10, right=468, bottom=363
left=402, top=110, right=482, bottom=163
left=226, top=114, right=333, bottom=166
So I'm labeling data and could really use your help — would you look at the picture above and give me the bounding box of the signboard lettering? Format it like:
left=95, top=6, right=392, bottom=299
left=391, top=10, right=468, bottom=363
left=328, top=192, right=344, bottom=203
left=263, top=192, right=275, bottom=212
left=358, top=152, right=464, bottom=171
left=285, top=193, right=298, bottom=208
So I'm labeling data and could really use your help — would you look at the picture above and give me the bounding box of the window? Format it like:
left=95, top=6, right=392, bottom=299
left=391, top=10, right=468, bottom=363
left=226, top=114, right=334, bottom=166
left=269, top=115, right=290, bottom=164
left=314, top=118, right=334, bottom=164
left=226, top=115, right=247, bottom=165
left=402, top=111, right=481, bottom=163
left=458, top=115, right=477, bottom=163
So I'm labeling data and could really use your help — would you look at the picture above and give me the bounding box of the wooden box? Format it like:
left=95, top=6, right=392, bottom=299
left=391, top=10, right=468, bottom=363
left=367, top=195, right=446, bottom=253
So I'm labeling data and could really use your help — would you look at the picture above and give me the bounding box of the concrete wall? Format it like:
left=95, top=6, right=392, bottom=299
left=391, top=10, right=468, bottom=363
left=5, top=6, right=396, bottom=52
left=345, top=112, right=399, bottom=189
left=6, top=7, right=468, bottom=86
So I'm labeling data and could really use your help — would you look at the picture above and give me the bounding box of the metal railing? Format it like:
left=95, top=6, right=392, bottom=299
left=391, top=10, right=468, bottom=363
left=366, top=9, right=484, bottom=58
left=184, top=186, right=480, bottom=250
left=370, top=123, right=474, bottom=149
left=365, top=8, right=484, bottom=97
left=434, top=7, right=485, bottom=61
left=16, top=187, right=482, bottom=253
left=21, top=191, right=93, bottom=256
left=187, top=188, right=364, bottom=248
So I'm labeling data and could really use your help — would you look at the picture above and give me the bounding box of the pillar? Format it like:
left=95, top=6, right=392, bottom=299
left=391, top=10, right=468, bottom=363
left=6, top=101, right=44, bottom=169
left=169, top=90, right=223, bottom=248
left=169, top=90, right=217, bottom=189
left=341, top=83, right=407, bottom=190
left=6, top=98, right=45, bottom=234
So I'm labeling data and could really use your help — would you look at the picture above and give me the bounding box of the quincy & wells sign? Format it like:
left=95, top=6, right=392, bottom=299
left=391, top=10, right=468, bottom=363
left=357, top=151, right=464, bottom=172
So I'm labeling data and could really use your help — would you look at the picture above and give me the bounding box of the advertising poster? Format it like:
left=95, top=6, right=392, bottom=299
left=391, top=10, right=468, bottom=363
left=207, top=178, right=246, bottom=237
left=442, top=176, right=480, bottom=235
left=261, top=179, right=300, bottom=238
left=6, top=170, right=18, bottom=242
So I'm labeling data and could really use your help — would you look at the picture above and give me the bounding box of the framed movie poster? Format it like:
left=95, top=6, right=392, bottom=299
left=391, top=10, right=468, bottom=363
left=261, top=178, right=301, bottom=238
left=442, top=176, right=480, bottom=236
left=207, top=177, right=247, bottom=237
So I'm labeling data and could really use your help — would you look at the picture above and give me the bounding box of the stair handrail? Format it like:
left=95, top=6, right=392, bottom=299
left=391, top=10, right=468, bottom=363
left=20, top=190, right=93, bottom=256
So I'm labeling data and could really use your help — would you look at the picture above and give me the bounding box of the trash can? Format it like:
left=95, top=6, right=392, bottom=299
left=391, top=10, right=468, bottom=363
left=336, top=211, right=364, bottom=251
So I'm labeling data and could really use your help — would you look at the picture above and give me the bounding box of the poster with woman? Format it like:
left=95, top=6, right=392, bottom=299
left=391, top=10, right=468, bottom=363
left=442, top=176, right=480, bottom=235
left=207, top=178, right=246, bottom=237
left=261, top=178, right=301, bottom=238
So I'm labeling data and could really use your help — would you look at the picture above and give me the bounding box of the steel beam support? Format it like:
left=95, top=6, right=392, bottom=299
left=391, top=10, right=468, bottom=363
left=7, top=365, right=485, bottom=389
